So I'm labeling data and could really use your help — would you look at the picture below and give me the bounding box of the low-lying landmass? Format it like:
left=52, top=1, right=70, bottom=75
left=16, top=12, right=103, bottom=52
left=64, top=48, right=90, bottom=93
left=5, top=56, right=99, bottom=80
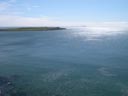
left=0, top=27, right=66, bottom=31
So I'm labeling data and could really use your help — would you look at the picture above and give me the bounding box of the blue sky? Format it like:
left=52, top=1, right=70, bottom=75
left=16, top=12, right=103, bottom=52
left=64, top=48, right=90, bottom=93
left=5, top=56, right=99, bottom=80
left=0, top=0, right=128, bottom=26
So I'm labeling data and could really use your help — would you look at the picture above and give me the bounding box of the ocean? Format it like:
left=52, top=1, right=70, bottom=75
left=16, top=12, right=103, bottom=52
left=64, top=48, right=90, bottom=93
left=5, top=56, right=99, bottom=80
left=0, top=27, right=128, bottom=96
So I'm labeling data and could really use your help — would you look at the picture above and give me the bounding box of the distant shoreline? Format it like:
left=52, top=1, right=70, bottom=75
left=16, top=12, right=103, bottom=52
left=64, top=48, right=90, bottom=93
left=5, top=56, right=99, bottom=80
left=0, top=27, right=66, bottom=31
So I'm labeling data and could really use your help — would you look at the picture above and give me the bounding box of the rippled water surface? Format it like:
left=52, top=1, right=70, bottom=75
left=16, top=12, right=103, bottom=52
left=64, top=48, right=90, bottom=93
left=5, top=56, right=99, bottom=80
left=0, top=28, right=128, bottom=96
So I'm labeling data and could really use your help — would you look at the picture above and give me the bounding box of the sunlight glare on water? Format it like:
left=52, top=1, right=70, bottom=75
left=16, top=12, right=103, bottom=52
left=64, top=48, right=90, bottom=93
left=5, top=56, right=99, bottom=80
left=69, top=26, right=127, bottom=40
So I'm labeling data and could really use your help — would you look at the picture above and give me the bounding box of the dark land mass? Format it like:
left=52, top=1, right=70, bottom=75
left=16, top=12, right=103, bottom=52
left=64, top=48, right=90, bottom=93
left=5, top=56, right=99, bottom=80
left=0, top=27, right=66, bottom=31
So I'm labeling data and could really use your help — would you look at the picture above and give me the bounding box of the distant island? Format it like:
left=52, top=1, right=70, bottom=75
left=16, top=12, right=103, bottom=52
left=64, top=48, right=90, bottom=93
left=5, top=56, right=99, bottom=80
left=0, top=27, right=66, bottom=31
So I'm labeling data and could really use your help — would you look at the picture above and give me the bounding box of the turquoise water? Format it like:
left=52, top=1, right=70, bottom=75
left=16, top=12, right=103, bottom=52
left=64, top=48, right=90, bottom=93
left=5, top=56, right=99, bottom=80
left=0, top=28, right=128, bottom=96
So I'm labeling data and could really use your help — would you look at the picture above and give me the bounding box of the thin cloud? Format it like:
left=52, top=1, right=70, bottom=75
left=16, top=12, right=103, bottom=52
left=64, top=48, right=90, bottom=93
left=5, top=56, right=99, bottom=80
left=0, top=0, right=24, bottom=15
left=0, top=0, right=16, bottom=9
left=0, top=15, right=61, bottom=27
left=0, top=14, right=128, bottom=27
left=8, top=0, right=16, bottom=3
left=0, top=1, right=10, bottom=11
left=32, top=5, right=40, bottom=8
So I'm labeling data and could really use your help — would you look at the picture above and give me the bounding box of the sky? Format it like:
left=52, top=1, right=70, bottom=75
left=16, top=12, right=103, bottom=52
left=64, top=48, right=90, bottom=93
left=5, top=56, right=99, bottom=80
left=0, top=0, right=128, bottom=26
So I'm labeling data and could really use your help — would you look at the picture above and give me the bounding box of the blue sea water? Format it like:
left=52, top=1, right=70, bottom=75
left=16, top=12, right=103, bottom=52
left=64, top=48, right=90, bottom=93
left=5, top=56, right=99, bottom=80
left=0, top=27, right=128, bottom=96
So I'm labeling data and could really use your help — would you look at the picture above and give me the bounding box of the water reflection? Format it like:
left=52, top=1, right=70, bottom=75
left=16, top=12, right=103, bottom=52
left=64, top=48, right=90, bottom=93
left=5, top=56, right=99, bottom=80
left=70, top=26, right=126, bottom=40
